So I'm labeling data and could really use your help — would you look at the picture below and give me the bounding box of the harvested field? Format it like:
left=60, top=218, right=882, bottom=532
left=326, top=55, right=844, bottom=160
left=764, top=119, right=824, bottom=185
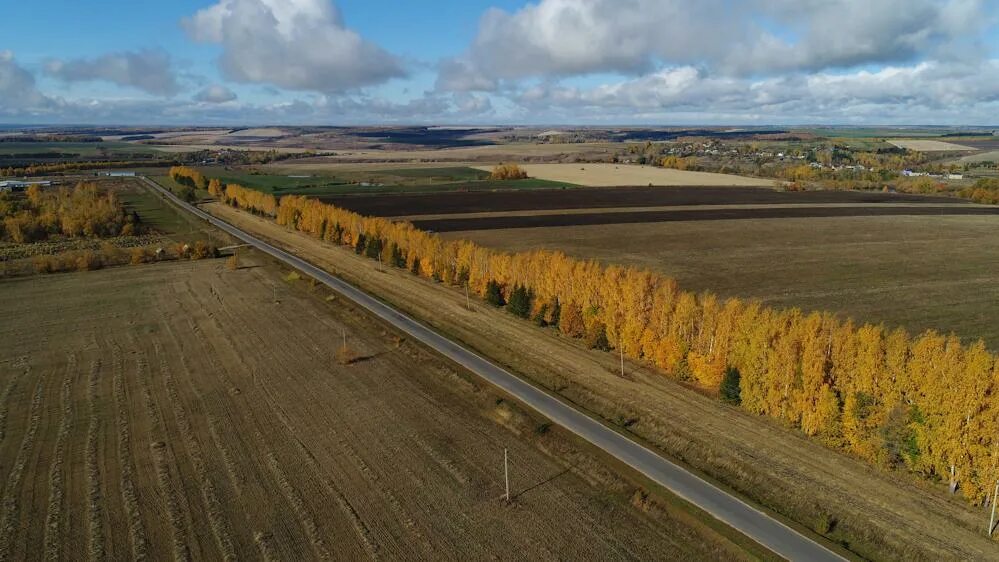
left=957, top=149, right=999, bottom=163
left=888, top=139, right=976, bottom=151
left=446, top=215, right=999, bottom=348
left=324, top=185, right=959, bottom=217
left=0, top=259, right=750, bottom=561
left=473, top=163, right=776, bottom=187
left=204, top=201, right=999, bottom=560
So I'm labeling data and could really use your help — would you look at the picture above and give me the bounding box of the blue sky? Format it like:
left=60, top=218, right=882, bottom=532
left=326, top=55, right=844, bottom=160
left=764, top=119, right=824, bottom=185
left=1, top=0, right=998, bottom=125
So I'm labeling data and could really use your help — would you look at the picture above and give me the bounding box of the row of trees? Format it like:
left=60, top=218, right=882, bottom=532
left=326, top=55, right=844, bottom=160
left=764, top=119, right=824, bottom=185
left=2, top=160, right=167, bottom=178
left=208, top=178, right=999, bottom=504
left=169, top=166, right=209, bottom=190
left=1, top=183, right=139, bottom=243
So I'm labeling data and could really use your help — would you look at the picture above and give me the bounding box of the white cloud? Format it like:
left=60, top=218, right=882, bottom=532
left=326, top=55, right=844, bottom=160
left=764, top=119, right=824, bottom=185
left=0, top=51, right=59, bottom=116
left=194, top=84, right=238, bottom=103
left=183, top=0, right=405, bottom=93
left=511, top=60, right=999, bottom=123
left=442, top=0, right=990, bottom=90
left=45, top=49, right=180, bottom=96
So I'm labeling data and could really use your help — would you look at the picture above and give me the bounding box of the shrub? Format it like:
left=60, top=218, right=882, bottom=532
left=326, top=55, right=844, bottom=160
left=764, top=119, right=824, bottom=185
left=507, top=284, right=532, bottom=318
left=585, top=323, right=610, bottom=351
left=489, top=163, right=528, bottom=180
left=75, top=250, right=103, bottom=272
left=720, top=367, right=742, bottom=405
left=485, top=280, right=505, bottom=307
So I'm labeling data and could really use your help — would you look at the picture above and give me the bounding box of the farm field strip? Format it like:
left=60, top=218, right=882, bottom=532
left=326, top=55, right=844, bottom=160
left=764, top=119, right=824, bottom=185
left=888, top=139, right=977, bottom=151
left=472, top=163, right=777, bottom=187
left=389, top=201, right=986, bottom=222
left=325, top=185, right=958, bottom=217
left=412, top=204, right=999, bottom=232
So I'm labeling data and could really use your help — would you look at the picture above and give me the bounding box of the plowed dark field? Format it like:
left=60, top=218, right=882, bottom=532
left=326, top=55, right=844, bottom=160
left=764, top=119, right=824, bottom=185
left=413, top=204, right=999, bottom=232
left=323, top=186, right=958, bottom=217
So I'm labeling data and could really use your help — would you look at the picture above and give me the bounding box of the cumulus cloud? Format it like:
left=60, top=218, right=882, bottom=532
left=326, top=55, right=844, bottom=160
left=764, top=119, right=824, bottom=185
left=45, top=49, right=180, bottom=96
left=194, top=84, right=237, bottom=103
left=0, top=51, right=59, bottom=116
left=512, top=60, right=999, bottom=123
left=183, top=0, right=406, bottom=93
left=441, top=0, right=989, bottom=90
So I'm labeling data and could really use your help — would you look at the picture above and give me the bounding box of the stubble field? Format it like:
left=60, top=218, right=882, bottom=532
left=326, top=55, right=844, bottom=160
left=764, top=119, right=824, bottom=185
left=0, top=257, right=750, bottom=561
left=473, top=163, right=777, bottom=187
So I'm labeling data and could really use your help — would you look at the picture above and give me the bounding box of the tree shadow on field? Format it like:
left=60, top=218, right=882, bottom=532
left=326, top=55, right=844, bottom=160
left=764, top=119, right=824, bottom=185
left=512, top=464, right=577, bottom=501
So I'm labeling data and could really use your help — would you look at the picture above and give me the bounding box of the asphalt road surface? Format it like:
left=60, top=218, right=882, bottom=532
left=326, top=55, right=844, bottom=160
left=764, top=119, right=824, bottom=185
left=142, top=177, right=846, bottom=562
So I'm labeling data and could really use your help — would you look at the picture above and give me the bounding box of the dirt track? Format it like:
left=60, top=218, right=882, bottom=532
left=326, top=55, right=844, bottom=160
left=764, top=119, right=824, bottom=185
left=204, top=202, right=999, bottom=561
left=0, top=260, right=750, bottom=561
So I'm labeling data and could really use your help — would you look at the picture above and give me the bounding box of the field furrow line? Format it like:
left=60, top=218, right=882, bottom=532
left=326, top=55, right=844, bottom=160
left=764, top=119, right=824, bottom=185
left=43, top=352, right=77, bottom=562
left=0, top=356, right=24, bottom=445
left=181, top=284, right=385, bottom=559
left=257, top=397, right=383, bottom=559
left=156, top=323, right=238, bottom=562
left=136, top=336, right=191, bottom=562
left=110, top=339, right=150, bottom=560
left=259, top=441, right=333, bottom=561
left=195, top=276, right=389, bottom=558
left=0, top=368, right=45, bottom=559
left=84, top=353, right=106, bottom=561
left=253, top=531, right=280, bottom=562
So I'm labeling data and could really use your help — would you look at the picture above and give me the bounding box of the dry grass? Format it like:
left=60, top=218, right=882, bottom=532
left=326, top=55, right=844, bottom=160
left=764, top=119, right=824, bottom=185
left=473, top=163, right=776, bottom=187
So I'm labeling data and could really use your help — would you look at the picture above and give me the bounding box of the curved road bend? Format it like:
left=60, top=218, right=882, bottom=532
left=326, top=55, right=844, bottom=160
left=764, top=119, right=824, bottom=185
left=142, top=177, right=846, bottom=562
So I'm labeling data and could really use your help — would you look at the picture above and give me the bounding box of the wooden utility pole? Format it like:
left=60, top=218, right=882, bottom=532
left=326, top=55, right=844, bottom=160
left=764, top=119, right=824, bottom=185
left=465, top=283, right=471, bottom=311
left=504, top=448, right=510, bottom=503
left=990, top=480, right=999, bottom=537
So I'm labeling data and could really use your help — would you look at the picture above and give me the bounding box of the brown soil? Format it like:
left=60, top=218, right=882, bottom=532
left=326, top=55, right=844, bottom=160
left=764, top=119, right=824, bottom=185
left=204, top=202, right=999, bottom=561
left=412, top=205, right=999, bottom=232
left=0, top=258, right=751, bottom=561
left=323, top=186, right=958, bottom=218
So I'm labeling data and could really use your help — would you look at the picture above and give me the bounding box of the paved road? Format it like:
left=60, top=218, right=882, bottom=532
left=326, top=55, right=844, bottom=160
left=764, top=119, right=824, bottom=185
left=142, top=177, right=846, bottom=562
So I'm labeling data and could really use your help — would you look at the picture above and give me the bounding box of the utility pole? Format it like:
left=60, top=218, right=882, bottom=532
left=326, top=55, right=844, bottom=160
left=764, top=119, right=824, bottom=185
left=620, top=345, right=625, bottom=377
left=504, top=448, right=510, bottom=503
left=465, top=282, right=471, bottom=311
left=990, top=480, right=999, bottom=537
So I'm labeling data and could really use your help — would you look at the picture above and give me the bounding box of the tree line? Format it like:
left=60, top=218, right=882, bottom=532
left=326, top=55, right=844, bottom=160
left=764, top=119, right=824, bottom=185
left=1, top=182, right=140, bottom=243
left=206, top=174, right=999, bottom=505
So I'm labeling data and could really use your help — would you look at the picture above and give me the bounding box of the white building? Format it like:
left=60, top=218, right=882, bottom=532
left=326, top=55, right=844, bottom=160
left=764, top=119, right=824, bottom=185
left=0, top=180, right=51, bottom=192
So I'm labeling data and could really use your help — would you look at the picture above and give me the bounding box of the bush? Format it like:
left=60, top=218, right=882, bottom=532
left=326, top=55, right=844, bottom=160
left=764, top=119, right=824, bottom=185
left=585, top=323, right=610, bottom=351
left=489, top=163, right=528, bottom=180
left=485, top=279, right=505, bottom=307
left=75, top=250, right=103, bottom=271
left=507, top=284, right=532, bottom=318
left=720, top=367, right=742, bottom=405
